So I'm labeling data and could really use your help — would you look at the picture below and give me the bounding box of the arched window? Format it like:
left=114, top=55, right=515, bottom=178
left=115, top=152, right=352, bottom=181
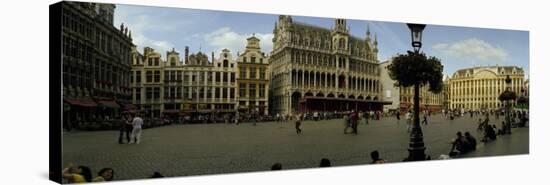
left=223, top=59, right=228, bottom=67
left=170, top=57, right=176, bottom=66
left=339, top=38, right=345, bottom=49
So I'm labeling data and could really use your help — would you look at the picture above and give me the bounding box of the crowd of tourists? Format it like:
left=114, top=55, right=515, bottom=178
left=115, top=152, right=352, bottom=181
left=62, top=163, right=165, bottom=183
left=118, top=113, right=144, bottom=144
left=271, top=150, right=386, bottom=171
left=63, top=149, right=386, bottom=183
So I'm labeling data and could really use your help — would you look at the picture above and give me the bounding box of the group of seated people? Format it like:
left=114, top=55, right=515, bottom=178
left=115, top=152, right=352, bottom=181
left=482, top=123, right=499, bottom=142
left=271, top=150, right=386, bottom=171
left=449, top=131, right=477, bottom=157
left=477, top=118, right=504, bottom=142
left=62, top=163, right=164, bottom=183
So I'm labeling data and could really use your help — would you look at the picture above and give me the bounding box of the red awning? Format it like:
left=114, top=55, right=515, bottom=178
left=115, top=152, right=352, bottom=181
left=97, top=100, right=120, bottom=108
left=300, top=96, right=392, bottom=105
left=64, top=98, right=98, bottom=107
left=123, top=103, right=137, bottom=110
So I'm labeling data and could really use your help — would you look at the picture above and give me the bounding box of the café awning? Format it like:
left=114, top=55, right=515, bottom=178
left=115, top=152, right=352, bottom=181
left=97, top=100, right=120, bottom=109
left=299, top=96, right=392, bottom=105
left=122, top=103, right=137, bottom=110
left=64, top=98, right=98, bottom=107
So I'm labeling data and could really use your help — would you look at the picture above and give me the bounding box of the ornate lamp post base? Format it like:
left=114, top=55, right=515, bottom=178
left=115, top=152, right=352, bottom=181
left=404, top=83, right=429, bottom=161
left=499, top=76, right=516, bottom=135
left=505, top=103, right=512, bottom=134
left=406, top=147, right=428, bottom=161
left=405, top=126, right=428, bottom=161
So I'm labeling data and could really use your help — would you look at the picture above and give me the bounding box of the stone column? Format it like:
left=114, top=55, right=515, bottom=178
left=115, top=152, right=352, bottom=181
left=472, top=79, right=475, bottom=109
left=288, top=94, right=292, bottom=114
left=459, top=81, right=462, bottom=108
left=481, top=79, right=489, bottom=108
left=477, top=79, right=480, bottom=109
left=302, top=70, right=305, bottom=88
left=491, top=79, right=498, bottom=109
left=290, top=72, right=298, bottom=86
left=324, top=73, right=328, bottom=89
left=314, top=72, right=317, bottom=89
left=335, top=73, right=339, bottom=90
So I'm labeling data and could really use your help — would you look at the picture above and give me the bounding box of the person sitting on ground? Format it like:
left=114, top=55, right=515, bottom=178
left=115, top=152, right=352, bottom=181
left=370, top=150, right=386, bottom=164
left=271, top=163, right=282, bottom=170
left=320, top=158, right=331, bottom=167
left=62, top=163, right=92, bottom=183
left=464, top=132, right=477, bottom=152
left=93, top=168, right=114, bottom=182
left=477, top=118, right=484, bottom=131
left=151, top=171, right=164, bottom=178
left=496, top=124, right=504, bottom=136
left=450, top=132, right=468, bottom=156
left=482, top=124, right=497, bottom=142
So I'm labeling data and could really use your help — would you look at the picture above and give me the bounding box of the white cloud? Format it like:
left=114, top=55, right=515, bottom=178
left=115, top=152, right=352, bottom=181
left=114, top=7, right=274, bottom=57
left=203, top=27, right=273, bottom=56
left=432, top=38, right=509, bottom=63
left=114, top=7, right=176, bottom=54
left=132, top=33, right=175, bottom=53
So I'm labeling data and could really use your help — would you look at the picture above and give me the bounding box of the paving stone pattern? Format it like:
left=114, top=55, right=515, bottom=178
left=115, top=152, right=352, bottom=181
left=62, top=114, right=529, bottom=181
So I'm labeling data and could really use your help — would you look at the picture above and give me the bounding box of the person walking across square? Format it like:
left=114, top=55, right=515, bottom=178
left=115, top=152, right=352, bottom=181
left=118, top=114, right=130, bottom=144
left=130, top=113, right=144, bottom=144
left=295, top=113, right=302, bottom=134
left=422, top=113, right=428, bottom=126
left=351, top=110, right=359, bottom=135
left=343, top=113, right=351, bottom=134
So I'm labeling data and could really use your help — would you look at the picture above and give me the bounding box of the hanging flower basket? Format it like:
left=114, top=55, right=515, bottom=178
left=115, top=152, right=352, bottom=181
left=499, top=90, right=517, bottom=101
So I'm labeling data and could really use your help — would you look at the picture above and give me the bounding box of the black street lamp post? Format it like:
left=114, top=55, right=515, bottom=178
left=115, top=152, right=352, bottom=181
left=499, top=75, right=516, bottom=135
left=405, top=23, right=428, bottom=161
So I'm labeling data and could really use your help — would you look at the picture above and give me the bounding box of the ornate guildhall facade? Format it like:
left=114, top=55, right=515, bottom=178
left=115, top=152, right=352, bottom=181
left=60, top=2, right=133, bottom=129
left=131, top=47, right=238, bottom=118
left=236, top=35, right=271, bottom=116
left=131, top=35, right=269, bottom=118
left=270, top=16, right=389, bottom=114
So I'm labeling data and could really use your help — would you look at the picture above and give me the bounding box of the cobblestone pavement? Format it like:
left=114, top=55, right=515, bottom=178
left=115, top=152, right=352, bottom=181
left=62, top=114, right=529, bottom=181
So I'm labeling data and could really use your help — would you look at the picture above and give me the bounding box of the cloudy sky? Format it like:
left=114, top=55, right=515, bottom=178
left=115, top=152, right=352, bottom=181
left=113, top=4, right=529, bottom=78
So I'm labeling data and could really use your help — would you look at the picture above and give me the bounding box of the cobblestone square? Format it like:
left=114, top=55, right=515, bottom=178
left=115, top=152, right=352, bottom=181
left=62, top=114, right=528, bottom=181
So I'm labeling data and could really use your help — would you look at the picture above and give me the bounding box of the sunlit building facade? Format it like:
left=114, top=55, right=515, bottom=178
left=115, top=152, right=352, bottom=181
left=236, top=35, right=271, bottom=115
left=448, top=66, right=525, bottom=110
left=131, top=47, right=238, bottom=118
left=399, top=85, right=444, bottom=112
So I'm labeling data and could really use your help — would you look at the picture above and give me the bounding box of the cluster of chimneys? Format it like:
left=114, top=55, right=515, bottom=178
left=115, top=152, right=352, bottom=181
left=119, top=23, right=132, bottom=39
left=143, top=46, right=191, bottom=64
left=184, top=46, right=189, bottom=63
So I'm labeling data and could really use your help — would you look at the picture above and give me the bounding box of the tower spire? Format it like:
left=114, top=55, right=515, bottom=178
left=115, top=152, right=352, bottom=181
left=374, top=33, right=378, bottom=46
left=334, top=18, right=347, bottom=33
left=367, top=23, right=371, bottom=36
left=366, top=24, right=372, bottom=43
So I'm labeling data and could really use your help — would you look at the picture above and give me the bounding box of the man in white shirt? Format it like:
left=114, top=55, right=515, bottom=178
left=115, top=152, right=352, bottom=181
left=131, top=114, right=144, bottom=144
left=313, top=111, right=319, bottom=121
